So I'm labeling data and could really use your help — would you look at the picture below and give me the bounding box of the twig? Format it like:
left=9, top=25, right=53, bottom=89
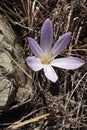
left=8, top=113, right=50, bottom=129
left=74, top=21, right=84, bottom=46
left=65, top=71, right=87, bottom=110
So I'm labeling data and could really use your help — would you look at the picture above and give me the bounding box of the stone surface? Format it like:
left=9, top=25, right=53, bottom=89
left=0, top=15, right=15, bottom=108
left=0, top=14, right=32, bottom=109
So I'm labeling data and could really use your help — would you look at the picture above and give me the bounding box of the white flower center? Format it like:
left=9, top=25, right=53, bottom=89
left=41, top=55, right=51, bottom=64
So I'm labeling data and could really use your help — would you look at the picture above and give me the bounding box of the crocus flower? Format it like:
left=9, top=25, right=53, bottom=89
left=26, top=18, right=85, bottom=82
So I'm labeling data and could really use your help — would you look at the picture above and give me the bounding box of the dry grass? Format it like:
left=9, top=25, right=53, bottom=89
left=0, top=0, right=87, bottom=130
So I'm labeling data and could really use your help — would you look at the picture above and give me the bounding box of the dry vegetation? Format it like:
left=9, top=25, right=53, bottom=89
left=0, top=0, right=87, bottom=130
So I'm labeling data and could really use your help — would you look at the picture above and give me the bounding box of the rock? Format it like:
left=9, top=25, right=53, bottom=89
left=0, top=52, right=13, bottom=108
left=0, top=14, right=32, bottom=109
left=0, top=14, right=15, bottom=109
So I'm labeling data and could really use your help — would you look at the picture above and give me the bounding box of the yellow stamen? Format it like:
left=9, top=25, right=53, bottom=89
left=41, top=56, right=51, bottom=64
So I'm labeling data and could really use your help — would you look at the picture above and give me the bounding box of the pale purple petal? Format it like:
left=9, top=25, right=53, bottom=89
left=26, top=56, right=43, bottom=71
left=40, top=18, right=53, bottom=53
left=51, top=32, right=72, bottom=58
left=44, top=65, right=58, bottom=82
left=27, top=37, right=43, bottom=57
left=51, top=57, right=85, bottom=70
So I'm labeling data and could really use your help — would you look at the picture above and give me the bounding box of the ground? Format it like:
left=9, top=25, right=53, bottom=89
left=0, top=0, right=87, bottom=130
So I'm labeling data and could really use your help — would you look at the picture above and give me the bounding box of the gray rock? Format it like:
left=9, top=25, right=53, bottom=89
left=0, top=14, right=32, bottom=109
left=0, top=15, right=15, bottom=108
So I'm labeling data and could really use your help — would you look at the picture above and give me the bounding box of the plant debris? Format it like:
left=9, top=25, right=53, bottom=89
left=0, top=0, right=87, bottom=130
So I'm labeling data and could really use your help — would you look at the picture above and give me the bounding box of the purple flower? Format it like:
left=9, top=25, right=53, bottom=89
left=26, top=18, right=85, bottom=82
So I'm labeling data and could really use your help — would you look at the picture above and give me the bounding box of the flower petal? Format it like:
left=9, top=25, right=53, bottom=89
left=26, top=56, right=43, bottom=71
left=40, top=18, right=53, bottom=53
left=44, top=65, right=58, bottom=82
left=51, top=57, right=85, bottom=70
left=27, top=37, right=43, bottom=57
left=51, top=32, right=72, bottom=58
